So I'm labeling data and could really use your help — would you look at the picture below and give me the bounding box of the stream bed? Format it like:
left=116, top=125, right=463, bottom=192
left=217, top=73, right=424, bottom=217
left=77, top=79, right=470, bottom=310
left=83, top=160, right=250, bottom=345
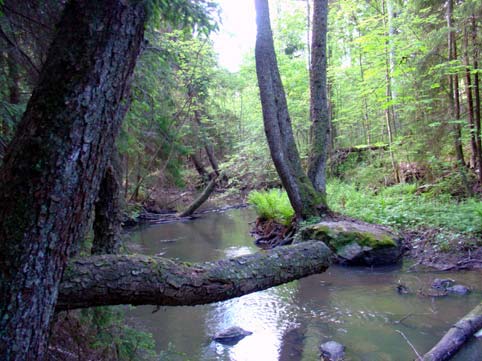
left=126, top=208, right=482, bottom=361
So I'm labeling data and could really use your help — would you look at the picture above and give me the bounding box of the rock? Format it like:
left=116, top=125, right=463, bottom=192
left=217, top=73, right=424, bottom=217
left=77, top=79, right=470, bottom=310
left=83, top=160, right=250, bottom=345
left=431, top=279, right=470, bottom=295
left=299, top=220, right=401, bottom=266
left=432, top=278, right=455, bottom=290
left=320, top=341, right=345, bottom=361
left=447, top=285, right=471, bottom=295
left=213, top=326, right=253, bottom=345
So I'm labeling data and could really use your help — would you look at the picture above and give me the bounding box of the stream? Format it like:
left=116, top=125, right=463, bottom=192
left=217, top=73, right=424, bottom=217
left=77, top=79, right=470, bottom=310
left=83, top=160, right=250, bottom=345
left=126, top=208, right=482, bottom=361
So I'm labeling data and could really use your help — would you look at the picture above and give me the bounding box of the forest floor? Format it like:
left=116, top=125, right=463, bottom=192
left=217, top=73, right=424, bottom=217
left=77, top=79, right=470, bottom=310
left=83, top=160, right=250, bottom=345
left=402, top=228, right=482, bottom=271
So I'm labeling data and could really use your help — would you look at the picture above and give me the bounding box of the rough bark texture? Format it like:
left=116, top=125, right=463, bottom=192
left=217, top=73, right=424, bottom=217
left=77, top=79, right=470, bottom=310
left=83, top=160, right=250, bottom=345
left=92, top=150, right=123, bottom=255
left=255, top=0, right=324, bottom=220
left=56, top=241, right=332, bottom=311
left=0, top=1, right=146, bottom=359
left=307, top=0, right=330, bottom=199
left=422, top=301, right=482, bottom=361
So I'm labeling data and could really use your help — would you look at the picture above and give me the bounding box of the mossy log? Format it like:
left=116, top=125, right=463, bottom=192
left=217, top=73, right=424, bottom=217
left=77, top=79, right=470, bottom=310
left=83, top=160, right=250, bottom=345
left=422, top=301, right=482, bottom=361
left=57, top=241, right=333, bottom=311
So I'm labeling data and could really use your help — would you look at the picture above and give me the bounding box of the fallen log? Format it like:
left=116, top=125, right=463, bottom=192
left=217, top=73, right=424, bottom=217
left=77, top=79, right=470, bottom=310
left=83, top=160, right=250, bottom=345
left=422, top=301, right=482, bottom=361
left=57, top=240, right=333, bottom=311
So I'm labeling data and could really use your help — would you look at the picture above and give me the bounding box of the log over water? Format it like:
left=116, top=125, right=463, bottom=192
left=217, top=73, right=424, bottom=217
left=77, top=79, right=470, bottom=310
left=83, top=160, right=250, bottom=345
left=422, top=301, right=482, bottom=361
left=57, top=241, right=333, bottom=311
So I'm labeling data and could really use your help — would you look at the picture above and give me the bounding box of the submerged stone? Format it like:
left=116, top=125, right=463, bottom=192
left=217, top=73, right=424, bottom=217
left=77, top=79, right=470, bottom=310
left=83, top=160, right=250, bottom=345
left=447, top=285, right=471, bottom=295
left=299, top=219, right=401, bottom=266
left=320, top=340, right=345, bottom=361
left=213, top=326, right=253, bottom=345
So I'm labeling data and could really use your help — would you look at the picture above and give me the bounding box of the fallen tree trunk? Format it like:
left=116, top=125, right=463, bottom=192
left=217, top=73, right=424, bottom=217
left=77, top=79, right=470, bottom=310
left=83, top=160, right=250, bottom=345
left=422, top=301, right=482, bottom=361
left=57, top=241, right=332, bottom=311
left=177, top=173, right=219, bottom=217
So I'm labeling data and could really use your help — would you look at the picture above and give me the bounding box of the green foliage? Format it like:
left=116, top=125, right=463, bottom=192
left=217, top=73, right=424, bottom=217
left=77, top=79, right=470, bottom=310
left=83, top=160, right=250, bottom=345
left=327, top=179, right=482, bottom=234
left=248, top=189, right=294, bottom=226
left=145, top=0, right=219, bottom=35
left=80, top=307, right=156, bottom=361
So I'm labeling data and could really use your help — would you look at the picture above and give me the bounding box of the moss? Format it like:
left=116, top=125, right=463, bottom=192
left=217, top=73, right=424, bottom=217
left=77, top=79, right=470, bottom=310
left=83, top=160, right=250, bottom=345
left=302, top=223, right=397, bottom=252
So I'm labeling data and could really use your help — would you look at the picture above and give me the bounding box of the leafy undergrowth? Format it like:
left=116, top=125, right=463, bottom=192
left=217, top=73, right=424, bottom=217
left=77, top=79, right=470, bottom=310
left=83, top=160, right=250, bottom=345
left=327, top=179, right=482, bottom=235
left=49, top=307, right=156, bottom=361
left=247, top=188, right=294, bottom=226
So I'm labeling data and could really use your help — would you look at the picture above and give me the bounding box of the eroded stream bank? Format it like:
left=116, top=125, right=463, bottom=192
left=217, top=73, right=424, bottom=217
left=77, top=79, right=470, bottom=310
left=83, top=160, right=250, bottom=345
left=126, top=208, right=482, bottom=361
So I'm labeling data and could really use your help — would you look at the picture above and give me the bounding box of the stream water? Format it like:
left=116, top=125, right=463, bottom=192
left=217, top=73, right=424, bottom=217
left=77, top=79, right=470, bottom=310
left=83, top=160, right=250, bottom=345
left=126, top=208, right=482, bottom=361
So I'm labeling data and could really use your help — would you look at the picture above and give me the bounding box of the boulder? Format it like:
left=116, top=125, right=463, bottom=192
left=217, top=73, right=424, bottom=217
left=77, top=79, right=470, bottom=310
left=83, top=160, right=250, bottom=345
left=320, top=341, right=345, bottom=361
left=298, top=219, right=401, bottom=266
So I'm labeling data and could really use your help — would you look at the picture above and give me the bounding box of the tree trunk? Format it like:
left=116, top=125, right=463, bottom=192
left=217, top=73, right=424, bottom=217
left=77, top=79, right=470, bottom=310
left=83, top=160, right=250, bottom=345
left=447, top=0, right=471, bottom=195
left=422, top=301, right=482, bottom=361
left=92, top=149, right=123, bottom=255
left=307, top=0, right=330, bottom=197
left=0, top=1, right=146, bottom=359
left=463, top=25, right=477, bottom=168
left=191, top=152, right=209, bottom=180
left=471, top=15, right=482, bottom=183
left=255, top=0, right=326, bottom=220
left=57, top=240, right=332, bottom=311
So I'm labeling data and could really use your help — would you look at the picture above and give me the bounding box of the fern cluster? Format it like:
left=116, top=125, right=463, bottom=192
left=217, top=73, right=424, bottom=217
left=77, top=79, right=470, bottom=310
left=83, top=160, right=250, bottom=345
left=248, top=189, right=294, bottom=226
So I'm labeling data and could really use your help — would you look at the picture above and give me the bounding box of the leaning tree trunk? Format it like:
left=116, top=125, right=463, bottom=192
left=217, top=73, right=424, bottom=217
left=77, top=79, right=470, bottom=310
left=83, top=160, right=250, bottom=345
left=307, top=0, right=330, bottom=201
left=177, top=172, right=219, bottom=217
left=92, top=149, right=123, bottom=255
left=57, top=240, right=332, bottom=310
left=0, top=1, right=146, bottom=360
left=255, top=0, right=326, bottom=220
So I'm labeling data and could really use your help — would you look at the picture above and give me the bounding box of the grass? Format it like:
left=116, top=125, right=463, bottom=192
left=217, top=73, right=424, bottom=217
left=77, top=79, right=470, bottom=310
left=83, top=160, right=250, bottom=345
left=247, top=189, right=294, bottom=226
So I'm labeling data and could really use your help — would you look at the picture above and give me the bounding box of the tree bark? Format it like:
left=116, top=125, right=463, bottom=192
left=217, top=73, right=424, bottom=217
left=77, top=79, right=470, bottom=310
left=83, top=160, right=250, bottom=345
left=177, top=173, right=219, bottom=217
left=0, top=1, right=146, bottom=359
left=446, top=0, right=471, bottom=195
left=92, top=149, right=123, bottom=255
left=463, top=25, right=477, bottom=168
left=57, top=240, right=332, bottom=311
left=255, top=0, right=326, bottom=220
left=422, top=301, right=482, bottom=361
left=307, top=0, right=330, bottom=197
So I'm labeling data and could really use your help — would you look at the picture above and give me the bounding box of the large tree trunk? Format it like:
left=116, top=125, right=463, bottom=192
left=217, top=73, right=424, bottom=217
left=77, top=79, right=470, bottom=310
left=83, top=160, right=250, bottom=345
left=422, top=301, right=482, bottom=361
left=307, top=0, right=330, bottom=199
left=255, top=0, right=326, bottom=220
left=0, top=1, right=146, bottom=359
left=57, top=240, right=332, bottom=311
left=92, top=149, right=123, bottom=255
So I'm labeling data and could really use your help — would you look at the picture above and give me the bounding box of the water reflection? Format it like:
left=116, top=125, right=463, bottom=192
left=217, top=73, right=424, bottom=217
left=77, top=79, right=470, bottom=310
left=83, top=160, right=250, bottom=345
left=126, top=208, right=482, bottom=361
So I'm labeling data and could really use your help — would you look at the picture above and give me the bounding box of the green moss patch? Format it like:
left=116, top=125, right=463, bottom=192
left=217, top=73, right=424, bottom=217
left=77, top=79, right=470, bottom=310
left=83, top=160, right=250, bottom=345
left=301, top=220, right=397, bottom=252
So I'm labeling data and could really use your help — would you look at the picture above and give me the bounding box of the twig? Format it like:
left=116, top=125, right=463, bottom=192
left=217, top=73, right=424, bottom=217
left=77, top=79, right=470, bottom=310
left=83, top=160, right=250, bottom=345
left=395, top=313, right=413, bottom=324
left=396, top=330, right=422, bottom=361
